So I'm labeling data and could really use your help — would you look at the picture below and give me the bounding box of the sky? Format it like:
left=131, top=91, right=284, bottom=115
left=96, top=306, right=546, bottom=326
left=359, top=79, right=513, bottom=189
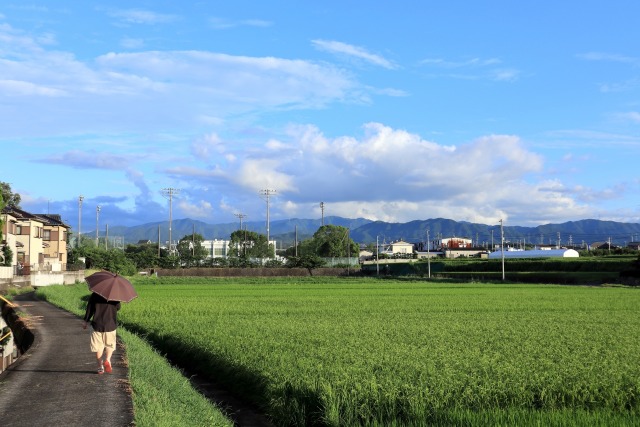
left=2, top=1, right=640, bottom=232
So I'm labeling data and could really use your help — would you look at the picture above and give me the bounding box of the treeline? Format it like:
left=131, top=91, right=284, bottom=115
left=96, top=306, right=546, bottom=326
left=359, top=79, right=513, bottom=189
left=69, top=224, right=359, bottom=276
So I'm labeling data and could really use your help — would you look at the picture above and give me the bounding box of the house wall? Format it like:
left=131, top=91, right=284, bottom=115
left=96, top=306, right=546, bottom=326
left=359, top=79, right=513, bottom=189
left=391, top=242, right=413, bottom=254
left=42, top=225, right=68, bottom=267
left=15, top=219, right=45, bottom=267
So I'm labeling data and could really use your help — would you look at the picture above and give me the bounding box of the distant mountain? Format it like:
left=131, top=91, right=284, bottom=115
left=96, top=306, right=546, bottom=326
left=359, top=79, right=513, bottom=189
left=95, top=216, right=373, bottom=245
left=96, top=217, right=640, bottom=248
left=350, top=218, right=640, bottom=247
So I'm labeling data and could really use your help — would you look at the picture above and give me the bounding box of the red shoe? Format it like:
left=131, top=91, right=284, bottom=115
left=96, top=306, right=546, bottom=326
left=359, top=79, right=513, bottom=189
left=104, top=360, right=112, bottom=373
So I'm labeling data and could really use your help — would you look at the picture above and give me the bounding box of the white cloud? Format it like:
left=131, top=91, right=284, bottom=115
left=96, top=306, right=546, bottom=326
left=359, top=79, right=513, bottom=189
left=420, top=56, right=519, bottom=82
left=108, top=9, right=178, bottom=25
left=120, top=37, right=144, bottom=49
left=312, top=39, right=397, bottom=69
left=191, top=133, right=224, bottom=160
left=171, top=123, right=589, bottom=226
left=177, top=200, right=213, bottom=219
left=209, top=17, right=273, bottom=29
left=0, top=24, right=361, bottom=137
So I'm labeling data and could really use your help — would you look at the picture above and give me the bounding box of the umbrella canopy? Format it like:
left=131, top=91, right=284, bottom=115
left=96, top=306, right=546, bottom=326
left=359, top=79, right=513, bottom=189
left=85, top=271, right=138, bottom=302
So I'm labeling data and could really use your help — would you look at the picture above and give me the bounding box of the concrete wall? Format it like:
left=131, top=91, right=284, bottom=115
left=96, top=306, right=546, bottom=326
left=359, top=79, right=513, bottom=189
left=31, top=271, right=84, bottom=286
left=0, top=267, right=12, bottom=280
left=0, top=270, right=84, bottom=291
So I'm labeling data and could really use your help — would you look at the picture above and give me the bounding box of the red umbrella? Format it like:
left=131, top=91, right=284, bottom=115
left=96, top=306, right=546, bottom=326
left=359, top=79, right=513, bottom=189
left=85, top=271, right=138, bottom=302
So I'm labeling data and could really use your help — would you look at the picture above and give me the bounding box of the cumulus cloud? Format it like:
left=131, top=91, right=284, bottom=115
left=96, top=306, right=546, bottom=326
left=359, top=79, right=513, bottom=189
left=164, top=123, right=589, bottom=226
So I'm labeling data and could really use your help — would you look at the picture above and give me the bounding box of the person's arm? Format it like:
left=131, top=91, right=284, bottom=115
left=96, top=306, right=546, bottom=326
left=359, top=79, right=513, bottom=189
left=83, top=294, right=95, bottom=329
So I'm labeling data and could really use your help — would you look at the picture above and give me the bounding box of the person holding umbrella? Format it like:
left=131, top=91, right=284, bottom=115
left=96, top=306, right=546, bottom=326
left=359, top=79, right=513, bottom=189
left=83, top=292, right=120, bottom=374
left=83, top=271, right=138, bottom=375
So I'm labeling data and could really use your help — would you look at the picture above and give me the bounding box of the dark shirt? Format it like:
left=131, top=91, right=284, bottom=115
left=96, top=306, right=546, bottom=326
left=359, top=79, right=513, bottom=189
left=84, top=293, right=121, bottom=332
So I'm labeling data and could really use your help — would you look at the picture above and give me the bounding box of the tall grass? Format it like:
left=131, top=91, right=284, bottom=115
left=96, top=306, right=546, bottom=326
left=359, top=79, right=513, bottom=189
left=115, top=276, right=640, bottom=426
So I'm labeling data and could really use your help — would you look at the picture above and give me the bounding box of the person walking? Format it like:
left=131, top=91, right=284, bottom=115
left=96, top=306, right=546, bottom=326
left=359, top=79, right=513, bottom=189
left=83, top=292, right=121, bottom=374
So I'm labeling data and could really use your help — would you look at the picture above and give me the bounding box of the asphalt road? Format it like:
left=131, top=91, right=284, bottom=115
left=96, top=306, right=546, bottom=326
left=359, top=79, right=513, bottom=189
left=0, top=292, right=134, bottom=426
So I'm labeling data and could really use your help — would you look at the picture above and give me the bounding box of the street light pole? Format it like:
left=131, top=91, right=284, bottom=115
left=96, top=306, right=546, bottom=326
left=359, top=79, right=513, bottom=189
left=162, top=188, right=180, bottom=254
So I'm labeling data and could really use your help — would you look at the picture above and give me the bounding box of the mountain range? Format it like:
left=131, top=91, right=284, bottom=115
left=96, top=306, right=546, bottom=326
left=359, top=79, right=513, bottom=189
left=94, top=217, right=640, bottom=248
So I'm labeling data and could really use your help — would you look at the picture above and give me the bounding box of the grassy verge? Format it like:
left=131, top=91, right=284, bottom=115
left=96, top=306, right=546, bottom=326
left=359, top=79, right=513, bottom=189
left=33, top=283, right=233, bottom=427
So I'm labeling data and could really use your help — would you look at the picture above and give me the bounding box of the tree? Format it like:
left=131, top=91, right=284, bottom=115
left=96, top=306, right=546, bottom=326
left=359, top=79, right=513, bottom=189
left=78, top=246, right=137, bottom=276
left=0, top=192, right=9, bottom=266
left=176, top=233, right=209, bottom=267
left=228, top=229, right=273, bottom=261
left=312, top=225, right=359, bottom=258
left=125, top=243, right=164, bottom=269
left=287, top=254, right=326, bottom=275
left=0, top=181, right=21, bottom=208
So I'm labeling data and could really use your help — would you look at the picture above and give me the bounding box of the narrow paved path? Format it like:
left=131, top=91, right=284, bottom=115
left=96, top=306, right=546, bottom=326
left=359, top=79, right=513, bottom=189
left=0, top=292, right=134, bottom=426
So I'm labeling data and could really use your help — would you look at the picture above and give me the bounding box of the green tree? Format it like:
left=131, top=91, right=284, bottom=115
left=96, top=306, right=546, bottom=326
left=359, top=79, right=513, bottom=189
left=312, top=225, right=359, bottom=258
left=79, top=246, right=137, bottom=276
left=125, top=243, right=164, bottom=269
left=176, top=233, right=209, bottom=267
left=228, top=229, right=273, bottom=261
left=0, top=181, right=21, bottom=208
left=287, top=254, right=326, bottom=275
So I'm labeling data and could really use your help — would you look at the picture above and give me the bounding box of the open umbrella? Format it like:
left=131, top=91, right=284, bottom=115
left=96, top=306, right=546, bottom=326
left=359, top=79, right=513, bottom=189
left=86, top=271, right=138, bottom=302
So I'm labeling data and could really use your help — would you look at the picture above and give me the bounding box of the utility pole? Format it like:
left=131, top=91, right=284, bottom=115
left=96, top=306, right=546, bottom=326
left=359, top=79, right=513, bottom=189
left=376, top=235, right=379, bottom=276
left=500, top=219, right=505, bottom=281
left=259, top=189, right=276, bottom=244
left=77, top=195, right=83, bottom=248
left=162, top=188, right=180, bottom=254
left=234, top=213, right=247, bottom=230
left=557, top=232, right=561, bottom=249
left=95, top=205, right=100, bottom=246
left=105, top=224, right=109, bottom=250
left=320, top=202, right=325, bottom=226
left=426, top=229, right=431, bottom=278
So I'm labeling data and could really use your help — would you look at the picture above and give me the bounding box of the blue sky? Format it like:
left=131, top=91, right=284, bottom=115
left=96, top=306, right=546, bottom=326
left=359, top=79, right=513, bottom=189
left=2, top=1, right=640, bottom=231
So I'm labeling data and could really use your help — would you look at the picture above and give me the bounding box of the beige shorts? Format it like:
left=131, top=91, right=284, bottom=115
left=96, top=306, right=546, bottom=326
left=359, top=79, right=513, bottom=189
left=90, top=328, right=117, bottom=352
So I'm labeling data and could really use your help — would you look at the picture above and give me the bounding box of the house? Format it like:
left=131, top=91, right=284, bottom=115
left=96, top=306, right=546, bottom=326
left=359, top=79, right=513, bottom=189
left=627, top=242, right=640, bottom=250
left=390, top=240, right=414, bottom=256
left=1, top=206, right=70, bottom=273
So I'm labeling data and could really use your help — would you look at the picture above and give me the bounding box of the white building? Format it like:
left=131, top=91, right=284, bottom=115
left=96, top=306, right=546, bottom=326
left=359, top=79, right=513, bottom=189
left=200, top=239, right=277, bottom=259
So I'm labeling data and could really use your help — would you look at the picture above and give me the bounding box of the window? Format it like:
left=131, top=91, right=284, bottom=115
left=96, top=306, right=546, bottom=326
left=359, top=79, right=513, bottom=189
left=44, top=230, right=51, bottom=241
left=16, top=225, right=21, bottom=235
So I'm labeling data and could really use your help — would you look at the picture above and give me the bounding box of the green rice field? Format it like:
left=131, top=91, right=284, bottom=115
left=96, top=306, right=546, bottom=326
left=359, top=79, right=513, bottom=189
left=39, top=277, right=640, bottom=426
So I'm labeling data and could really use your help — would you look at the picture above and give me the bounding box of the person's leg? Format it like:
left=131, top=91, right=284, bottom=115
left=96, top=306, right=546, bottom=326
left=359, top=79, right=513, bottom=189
left=90, top=330, right=105, bottom=373
left=104, top=346, right=114, bottom=372
left=103, top=330, right=116, bottom=373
